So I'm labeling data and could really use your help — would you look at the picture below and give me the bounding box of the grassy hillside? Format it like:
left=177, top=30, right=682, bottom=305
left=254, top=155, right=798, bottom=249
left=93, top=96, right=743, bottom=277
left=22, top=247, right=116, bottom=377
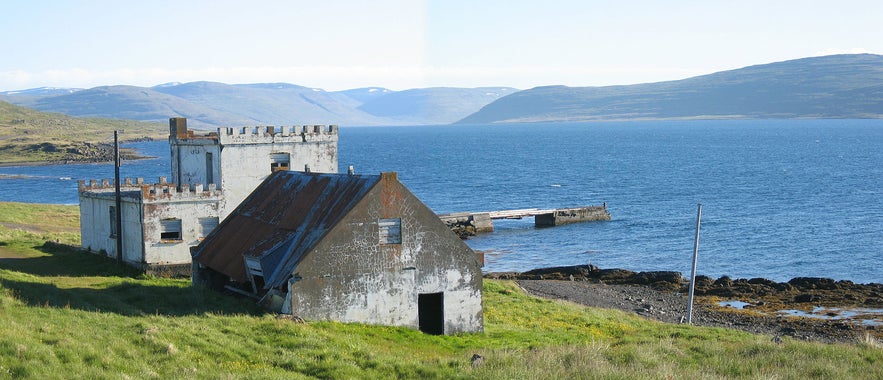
left=0, top=101, right=167, bottom=164
left=459, top=54, right=883, bottom=123
left=0, top=202, right=881, bottom=378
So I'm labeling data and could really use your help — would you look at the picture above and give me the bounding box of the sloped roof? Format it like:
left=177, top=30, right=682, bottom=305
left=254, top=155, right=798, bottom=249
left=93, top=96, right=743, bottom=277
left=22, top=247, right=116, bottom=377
left=192, top=171, right=381, bottom=289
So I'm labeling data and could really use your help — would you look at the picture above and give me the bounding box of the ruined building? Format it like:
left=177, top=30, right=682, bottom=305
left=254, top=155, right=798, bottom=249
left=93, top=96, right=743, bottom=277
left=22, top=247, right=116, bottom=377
left=192, top=171, right=484, bottom=334
left=78, top=118, right=338, bottom=272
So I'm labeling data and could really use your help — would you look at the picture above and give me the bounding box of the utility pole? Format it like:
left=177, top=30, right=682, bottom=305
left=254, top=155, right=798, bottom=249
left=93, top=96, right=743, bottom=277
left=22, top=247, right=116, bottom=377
left=686, top=203, right=702, bottom=324
left=114, top=131, right=123, bottom=265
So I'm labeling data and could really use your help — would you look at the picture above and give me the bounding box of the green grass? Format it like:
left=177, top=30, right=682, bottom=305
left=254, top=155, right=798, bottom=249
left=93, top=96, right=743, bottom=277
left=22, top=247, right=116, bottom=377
left=1, top=202, right=882, bottom=379
left=0, top=101, right=167, bottom=164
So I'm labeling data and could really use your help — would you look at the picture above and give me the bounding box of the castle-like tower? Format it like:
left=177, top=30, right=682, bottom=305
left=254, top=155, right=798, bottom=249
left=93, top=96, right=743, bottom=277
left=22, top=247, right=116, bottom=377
left=168, top=117, right=338, bottom=218
left=78, top=118, right=339, bottom=273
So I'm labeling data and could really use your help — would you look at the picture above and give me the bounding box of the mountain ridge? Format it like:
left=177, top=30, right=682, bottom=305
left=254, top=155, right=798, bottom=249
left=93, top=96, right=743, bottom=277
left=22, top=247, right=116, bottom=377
left=1, top=82, right=518, bottom=127
left=457, top=54, right=883, bottom=124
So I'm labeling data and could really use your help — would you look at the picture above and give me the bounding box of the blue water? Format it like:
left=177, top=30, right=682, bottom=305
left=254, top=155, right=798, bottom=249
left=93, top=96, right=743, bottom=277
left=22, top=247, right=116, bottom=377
left=2, top=120, right=881, bottom=283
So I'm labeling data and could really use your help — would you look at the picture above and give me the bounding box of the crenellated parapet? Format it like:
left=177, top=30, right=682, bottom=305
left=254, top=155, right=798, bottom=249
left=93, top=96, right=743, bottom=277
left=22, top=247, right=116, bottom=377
left=140, top=182, right=223, bottom=202
left=78, top=177, right=223, bottom=202
left=78, top=177, right=146, bottom=192
left=217, top=124, right=339, bottom=145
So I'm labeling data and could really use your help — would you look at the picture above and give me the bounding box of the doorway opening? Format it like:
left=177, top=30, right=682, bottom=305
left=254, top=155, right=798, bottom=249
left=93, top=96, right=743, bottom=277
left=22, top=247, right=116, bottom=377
left=418, top=292, right=444, bottom=335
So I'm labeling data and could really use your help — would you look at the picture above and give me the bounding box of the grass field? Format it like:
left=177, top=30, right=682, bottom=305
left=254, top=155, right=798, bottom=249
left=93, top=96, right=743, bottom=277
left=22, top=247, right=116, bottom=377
left=0, top=202, right=881, bottom=379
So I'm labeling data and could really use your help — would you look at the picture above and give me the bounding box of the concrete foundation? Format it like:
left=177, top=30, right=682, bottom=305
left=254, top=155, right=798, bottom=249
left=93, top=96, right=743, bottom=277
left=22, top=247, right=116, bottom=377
left=535, top=204, right=611, bottom=227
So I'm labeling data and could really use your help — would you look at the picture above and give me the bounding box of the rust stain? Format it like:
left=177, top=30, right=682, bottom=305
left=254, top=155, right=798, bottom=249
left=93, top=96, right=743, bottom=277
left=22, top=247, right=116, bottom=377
left=192, top=171, right=385, bottom=287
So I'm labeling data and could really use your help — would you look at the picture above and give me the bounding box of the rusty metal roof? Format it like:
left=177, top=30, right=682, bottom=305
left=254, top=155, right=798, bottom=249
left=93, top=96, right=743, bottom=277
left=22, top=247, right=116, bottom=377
left=191, top=171, right=381, bottom=289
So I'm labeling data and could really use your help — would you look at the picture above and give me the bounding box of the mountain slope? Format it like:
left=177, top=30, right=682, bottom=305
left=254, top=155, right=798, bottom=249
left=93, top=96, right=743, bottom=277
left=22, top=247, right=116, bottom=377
left=2, top=82, right=518, bottom=127
left=458, top=54, right=883, bottom=123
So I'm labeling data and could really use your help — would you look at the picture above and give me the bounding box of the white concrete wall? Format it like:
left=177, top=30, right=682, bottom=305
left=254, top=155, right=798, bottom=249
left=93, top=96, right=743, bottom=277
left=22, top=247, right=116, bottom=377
left=171, top=126, right=338, bottom=218
left=142, top=199, right=221, bottom=265
left=170, top=140, right=220, bottom=190
left=287, top=267, right=482, bottom=333
left=218, top=141, right=337, bottom=214
left=78, top=194, right=144, bottom=264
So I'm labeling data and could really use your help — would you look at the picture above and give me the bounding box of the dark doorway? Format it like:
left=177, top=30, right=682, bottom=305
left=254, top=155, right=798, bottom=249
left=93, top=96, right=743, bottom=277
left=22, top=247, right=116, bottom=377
left=418, top=292, right=444, bottom=335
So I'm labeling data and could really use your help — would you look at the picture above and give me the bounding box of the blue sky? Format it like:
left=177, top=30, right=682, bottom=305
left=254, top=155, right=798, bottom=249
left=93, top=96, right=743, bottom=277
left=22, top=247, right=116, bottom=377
left=1, top=0, right=881, bottom=91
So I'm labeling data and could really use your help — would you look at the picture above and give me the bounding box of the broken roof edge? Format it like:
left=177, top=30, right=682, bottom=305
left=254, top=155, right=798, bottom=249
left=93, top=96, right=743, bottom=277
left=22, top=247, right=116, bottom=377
left=192, top=170, right=398, bottom=286
left=260, top=172, right=390, bottom=289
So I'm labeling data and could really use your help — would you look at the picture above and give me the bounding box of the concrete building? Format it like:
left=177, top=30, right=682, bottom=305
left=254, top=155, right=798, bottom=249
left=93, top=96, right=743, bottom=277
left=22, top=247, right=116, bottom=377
left=192, top=171, right=484, bottom=334
left=78, top=118, right=338, bottom=272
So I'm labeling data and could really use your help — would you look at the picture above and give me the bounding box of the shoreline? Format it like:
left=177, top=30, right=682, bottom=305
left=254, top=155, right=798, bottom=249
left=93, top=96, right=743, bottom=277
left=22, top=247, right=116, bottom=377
left=488, top=264, right=882, bottom=344
left=0, top=153, right=156, bottom=168
left=0, top=138, right=156, bottom=168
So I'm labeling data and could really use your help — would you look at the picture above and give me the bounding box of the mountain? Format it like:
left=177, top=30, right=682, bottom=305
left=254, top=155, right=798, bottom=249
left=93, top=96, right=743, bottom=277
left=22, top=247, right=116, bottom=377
left=458, top=54, right=883, bottom=124
left=0, top=87, right=82, bottom=98
left=1, top=82, right=518, bottom=127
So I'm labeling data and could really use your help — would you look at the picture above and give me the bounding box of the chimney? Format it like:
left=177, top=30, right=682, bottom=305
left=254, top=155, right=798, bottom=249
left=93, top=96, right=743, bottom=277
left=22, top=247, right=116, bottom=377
left=347, top=165, right=355, bottom=175
left=170, top=117, right=188, bottom=139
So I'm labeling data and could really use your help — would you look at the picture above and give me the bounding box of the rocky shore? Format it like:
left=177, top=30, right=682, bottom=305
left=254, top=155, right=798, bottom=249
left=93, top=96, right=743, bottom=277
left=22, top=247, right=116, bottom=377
left=53, top=139, right=153, bottom=164
left=486, top=265, right=883, bottom=344
left=0, top=138, right=155, bottom=167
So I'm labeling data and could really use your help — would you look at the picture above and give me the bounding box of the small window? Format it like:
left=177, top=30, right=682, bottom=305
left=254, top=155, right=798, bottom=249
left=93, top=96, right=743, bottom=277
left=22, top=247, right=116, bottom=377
left=270, top=152, right=290, bottom=172
left=198, top=217, right=219, bottom=240
left=109, top=206, right=117, bottom=238
left=379, top=218, right=402, bottom=244
left=160, top=218, right=182, bottom=241
left=205, top=152, right=214, bottom=185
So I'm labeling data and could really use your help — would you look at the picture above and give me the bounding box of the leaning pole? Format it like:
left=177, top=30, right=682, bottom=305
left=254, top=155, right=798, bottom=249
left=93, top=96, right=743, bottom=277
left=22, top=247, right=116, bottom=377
left=114, top=131, right=123, bottom=265
left=686, top=203, right=702, bottom=324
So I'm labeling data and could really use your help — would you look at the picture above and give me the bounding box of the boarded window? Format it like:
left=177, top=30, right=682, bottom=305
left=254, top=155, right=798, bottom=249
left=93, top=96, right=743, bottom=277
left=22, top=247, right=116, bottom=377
left=198, top=217, right=219, bottom=239
left=109, top=206, right=117, bottom=238
left=160, top=218, right=182, bottom=241
left=270, top=152, right=290, bottom=172
left=379, top=218, right=402, bottom=244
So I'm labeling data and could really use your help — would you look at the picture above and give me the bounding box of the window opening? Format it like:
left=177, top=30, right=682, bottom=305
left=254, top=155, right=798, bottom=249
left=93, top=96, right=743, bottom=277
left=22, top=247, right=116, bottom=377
left=160, top=218, right=182, bottom=241
left=205, top=152, right=214, bottom=185
left=270, top=152, right=290, bottom=172
left=198, top=217, right=219, bottom=240
left=379, top=218, right=402, bottom=244
left=109, top=206, right=117, bottom=238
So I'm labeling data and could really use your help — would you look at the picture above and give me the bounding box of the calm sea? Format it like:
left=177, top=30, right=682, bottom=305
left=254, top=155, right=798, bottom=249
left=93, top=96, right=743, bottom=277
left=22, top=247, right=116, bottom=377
left=1, top=120, right=881, bottom=283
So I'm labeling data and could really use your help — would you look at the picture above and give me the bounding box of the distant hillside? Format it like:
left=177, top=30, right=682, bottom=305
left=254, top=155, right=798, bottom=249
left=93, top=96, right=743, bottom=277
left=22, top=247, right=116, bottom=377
left=357, top=87, right=518, bottom=124
left=0, top=101, right=166, bottom=164
left=2, top=83, right=518, bottom=127
left=458, top=54, right=883, bottom=124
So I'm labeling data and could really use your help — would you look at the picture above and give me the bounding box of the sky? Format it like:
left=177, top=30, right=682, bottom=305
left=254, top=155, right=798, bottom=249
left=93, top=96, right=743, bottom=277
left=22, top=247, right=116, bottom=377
left=1, top=0, right=882, bottom=92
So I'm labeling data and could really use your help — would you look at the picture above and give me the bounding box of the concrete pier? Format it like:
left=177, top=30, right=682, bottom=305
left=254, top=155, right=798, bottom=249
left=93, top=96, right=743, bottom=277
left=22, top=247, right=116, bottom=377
left=439, top=204, right=610, bottom=237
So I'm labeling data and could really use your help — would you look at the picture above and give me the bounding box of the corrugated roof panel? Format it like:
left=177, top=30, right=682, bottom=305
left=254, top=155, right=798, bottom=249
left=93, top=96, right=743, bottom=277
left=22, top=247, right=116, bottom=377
left=192, top=171, right=380, bottom=287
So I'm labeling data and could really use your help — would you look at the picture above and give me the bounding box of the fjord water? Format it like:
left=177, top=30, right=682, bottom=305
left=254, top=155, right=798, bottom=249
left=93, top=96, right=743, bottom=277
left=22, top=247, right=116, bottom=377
left=1, top=120, right=881, bottom=283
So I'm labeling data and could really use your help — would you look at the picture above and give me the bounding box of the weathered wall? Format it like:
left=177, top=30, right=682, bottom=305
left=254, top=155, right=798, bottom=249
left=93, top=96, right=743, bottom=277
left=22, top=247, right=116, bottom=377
left=170, top=139, right=220, bottom=192
left=287, top=173, right=483, bottom=334
left=79, top=180, right=222, bottom=267
left=79, top=192, right=144, bottom=263
left=217, top=126, right=338, bottom=215
left=140, top=184, right=222, bottom=266
left=170, top=124, right=338, bottom=219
